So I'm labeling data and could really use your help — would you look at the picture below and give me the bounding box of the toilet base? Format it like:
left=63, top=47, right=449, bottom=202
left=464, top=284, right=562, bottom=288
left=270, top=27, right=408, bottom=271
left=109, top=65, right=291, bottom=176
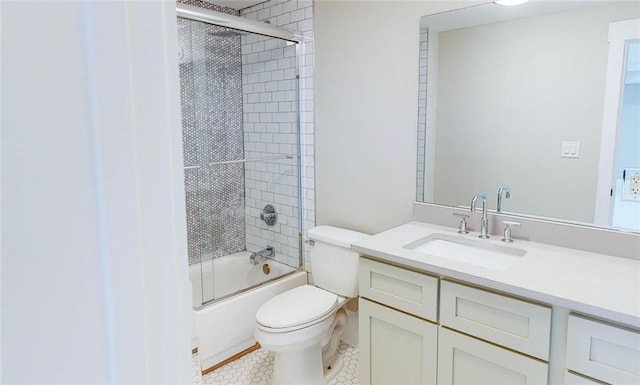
left=272, top=343, right=324, bottom=385
left=323, top=354, right=344, bottom=384
left=270, top=343, right=346, bottom=385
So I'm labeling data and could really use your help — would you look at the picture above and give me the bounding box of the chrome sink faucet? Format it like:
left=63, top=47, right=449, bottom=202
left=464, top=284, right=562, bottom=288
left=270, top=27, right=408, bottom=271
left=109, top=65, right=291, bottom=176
left=497, top=186, right=511, bottom=213
left=470, top=193, right=490, bottom=239
left=249, top=246, right=275, bottom=265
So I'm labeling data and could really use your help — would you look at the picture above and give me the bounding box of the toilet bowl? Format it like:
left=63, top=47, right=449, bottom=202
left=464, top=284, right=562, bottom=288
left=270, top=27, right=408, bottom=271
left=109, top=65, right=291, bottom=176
left=254, top=226, right=369, bottom=385
left=256, top=285, right=346, bottom=385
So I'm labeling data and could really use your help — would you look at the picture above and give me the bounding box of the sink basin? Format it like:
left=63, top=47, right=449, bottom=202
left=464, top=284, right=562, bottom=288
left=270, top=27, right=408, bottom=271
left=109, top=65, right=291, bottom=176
left=404, top=233, right=527, bottom=271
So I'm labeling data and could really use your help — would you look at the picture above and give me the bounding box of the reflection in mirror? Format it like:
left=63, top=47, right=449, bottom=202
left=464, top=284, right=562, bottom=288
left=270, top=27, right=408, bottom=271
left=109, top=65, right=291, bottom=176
left=416, top=1, right=640, bottom=232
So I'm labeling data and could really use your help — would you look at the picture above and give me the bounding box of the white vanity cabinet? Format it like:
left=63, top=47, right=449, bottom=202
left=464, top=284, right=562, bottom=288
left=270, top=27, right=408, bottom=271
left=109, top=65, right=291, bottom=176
left=565, top=315, right=640, bottom=384
left=357, top=256, right=640, bottom=385
left=353, top=221, right=640, bottom=385
left=358, top=257, right=550, bottom=385
left=359, top=257, right=439, bottom=385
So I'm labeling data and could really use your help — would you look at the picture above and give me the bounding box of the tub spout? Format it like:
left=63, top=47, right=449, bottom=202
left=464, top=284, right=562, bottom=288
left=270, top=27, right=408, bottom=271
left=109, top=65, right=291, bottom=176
left=250, top=246, right=275, bottom=265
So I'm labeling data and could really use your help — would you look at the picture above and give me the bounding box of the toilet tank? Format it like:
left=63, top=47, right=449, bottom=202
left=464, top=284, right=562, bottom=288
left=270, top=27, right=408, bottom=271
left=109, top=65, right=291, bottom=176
left=307, top=226, right=370, bottom=298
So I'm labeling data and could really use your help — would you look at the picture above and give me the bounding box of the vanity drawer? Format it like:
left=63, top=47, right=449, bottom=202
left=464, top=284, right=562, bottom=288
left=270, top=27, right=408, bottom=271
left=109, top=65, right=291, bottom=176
left=359, top=257, right=438, bottom=322
left=566, top=315, right=640, bottom=384
left=440, top=280, right=551, bottom=360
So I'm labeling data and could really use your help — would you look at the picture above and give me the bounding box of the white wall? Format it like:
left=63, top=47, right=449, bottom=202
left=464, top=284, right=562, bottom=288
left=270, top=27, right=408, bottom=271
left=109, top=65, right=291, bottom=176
left=1, top=1, right=191, bottom=383
left=314, top=1, right=480, bottom=234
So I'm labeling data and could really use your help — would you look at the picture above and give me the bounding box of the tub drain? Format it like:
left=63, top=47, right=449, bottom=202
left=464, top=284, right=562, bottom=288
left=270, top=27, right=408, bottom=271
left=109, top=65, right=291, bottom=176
left=262, top=264, right=271, bottom=275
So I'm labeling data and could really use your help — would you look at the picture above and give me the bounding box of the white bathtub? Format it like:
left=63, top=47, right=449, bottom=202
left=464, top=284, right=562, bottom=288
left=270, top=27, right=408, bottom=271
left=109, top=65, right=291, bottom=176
left=190, top=252, right=306, bottom=371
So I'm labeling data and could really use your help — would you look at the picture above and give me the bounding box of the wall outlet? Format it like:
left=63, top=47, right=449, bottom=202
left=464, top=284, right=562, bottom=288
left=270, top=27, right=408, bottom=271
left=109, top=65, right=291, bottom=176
left=631, top=176, right=640, bottom=195
left=621, top=168, right=640, bottom=202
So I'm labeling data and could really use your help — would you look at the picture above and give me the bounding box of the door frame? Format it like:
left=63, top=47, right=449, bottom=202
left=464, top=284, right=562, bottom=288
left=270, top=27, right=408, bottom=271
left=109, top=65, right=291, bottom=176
left=594, top=18, right=640, bottom=226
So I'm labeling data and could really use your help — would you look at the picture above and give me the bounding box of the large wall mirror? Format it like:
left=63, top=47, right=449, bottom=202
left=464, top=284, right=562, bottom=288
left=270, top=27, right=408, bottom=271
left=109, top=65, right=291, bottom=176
left=416, top=0, right=640, bottom=232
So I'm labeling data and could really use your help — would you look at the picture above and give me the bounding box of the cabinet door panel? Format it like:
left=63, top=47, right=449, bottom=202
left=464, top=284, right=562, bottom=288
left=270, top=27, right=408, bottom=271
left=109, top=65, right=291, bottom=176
left=566, top=315, right=640, bottom=384
left=440, top=280, right=551, bottom=360
left=359, top=298, right=437, bottom=385
left=360, top=258, right=439, bottom=322
left=437, top=327, right=548, bottom=385
left=565, top=372, right=607, bottom=385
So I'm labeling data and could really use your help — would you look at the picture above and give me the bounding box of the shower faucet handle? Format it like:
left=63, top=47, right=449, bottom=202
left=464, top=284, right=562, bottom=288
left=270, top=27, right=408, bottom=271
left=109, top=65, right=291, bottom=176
left=260, top=204, right=277, bottom=226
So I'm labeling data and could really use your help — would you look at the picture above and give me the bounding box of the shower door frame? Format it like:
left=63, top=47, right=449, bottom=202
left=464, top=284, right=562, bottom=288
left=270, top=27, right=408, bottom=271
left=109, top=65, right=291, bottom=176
left=177, top=3, right=305, bottom=306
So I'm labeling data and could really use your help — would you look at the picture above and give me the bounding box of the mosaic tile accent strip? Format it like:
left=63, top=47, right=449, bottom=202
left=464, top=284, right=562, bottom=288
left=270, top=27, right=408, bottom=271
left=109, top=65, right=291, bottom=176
left=178, top=16, right=246, bottom=266
left=193, top=341, right=359, bottom=385
left=178, top=0, right=238, bottom=16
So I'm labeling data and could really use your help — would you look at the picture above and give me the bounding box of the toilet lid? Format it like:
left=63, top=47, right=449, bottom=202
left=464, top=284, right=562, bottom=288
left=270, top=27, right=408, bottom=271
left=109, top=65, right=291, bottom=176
left=256, top=285, right=338, bottom=329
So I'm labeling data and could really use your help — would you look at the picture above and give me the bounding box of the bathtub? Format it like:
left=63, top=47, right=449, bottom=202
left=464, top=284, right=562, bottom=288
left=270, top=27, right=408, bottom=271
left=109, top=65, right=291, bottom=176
left=190, top=251, right=306, bottom=371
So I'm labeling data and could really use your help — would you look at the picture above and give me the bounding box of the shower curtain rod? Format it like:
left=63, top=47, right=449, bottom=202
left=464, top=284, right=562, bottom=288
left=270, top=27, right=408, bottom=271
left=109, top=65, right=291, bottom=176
left=176, top=3, right=301, bottom=43
left=183, top=154, right=295, bottom=169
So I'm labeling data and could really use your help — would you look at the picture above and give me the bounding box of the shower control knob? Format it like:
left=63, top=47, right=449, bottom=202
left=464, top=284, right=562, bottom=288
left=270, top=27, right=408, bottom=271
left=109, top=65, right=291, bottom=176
left=260, top=204, right=277, bottom=226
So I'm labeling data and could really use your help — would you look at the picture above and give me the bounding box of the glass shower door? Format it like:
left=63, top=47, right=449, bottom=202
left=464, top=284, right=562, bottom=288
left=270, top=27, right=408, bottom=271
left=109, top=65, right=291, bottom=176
left=179, top=17, right=246, bottom=305
left=177, top=14, right=302, bottom=307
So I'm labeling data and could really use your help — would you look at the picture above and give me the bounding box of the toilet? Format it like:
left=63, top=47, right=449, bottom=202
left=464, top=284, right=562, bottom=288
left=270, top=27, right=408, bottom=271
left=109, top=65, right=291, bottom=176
left=254, top=225, right=369, bottom=385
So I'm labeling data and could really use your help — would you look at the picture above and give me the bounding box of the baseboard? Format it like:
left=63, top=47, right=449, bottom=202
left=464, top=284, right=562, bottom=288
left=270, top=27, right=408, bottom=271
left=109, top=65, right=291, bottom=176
left=201, top=343, right=261, bottom=375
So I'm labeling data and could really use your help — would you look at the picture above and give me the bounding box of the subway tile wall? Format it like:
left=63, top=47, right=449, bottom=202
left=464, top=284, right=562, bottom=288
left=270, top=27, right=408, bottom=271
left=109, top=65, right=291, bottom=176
left=241, top=0, right=315, bottom=270
left=241, top=34, right=300, bottom=267
left=416, top=28, right=428, bottom=202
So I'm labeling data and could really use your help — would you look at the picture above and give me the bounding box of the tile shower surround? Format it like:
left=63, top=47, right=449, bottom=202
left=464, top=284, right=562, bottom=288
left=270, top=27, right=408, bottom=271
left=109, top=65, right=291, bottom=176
left=177, top=0, right=316, bottom=271
left=241, top=0, right=316, bottom=270
left=241, top=34, right=300, bottom=268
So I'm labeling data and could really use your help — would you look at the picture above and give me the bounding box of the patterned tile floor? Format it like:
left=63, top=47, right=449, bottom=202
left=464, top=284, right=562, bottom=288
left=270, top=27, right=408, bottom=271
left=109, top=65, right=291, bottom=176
left=193, top=341, right=359, bottom=385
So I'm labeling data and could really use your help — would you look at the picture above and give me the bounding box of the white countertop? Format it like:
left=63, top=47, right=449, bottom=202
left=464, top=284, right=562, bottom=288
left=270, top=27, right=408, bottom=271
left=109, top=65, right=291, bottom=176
left=352, top=221, right=640, bottom=328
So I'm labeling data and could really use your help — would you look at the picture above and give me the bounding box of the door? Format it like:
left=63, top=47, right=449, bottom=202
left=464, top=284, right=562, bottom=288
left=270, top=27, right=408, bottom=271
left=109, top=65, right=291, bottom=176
left=595, top=18, right=640, bottom=231
left=437, top=327, right=548, bottom=385
left=359, top=298, right=438, bottom=385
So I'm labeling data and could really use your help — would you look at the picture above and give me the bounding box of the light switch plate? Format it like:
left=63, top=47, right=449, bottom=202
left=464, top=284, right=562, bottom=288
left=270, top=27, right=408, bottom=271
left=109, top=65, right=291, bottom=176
left=561, top=141, right=580, bottom=158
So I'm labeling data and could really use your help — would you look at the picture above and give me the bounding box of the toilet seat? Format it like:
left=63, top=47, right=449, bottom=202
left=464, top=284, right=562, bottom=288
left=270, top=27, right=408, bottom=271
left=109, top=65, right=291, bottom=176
left=256, top=285, right=338, bottom=332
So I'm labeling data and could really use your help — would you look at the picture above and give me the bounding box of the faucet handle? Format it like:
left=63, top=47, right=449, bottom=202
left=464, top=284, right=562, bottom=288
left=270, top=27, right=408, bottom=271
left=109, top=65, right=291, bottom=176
left=453, top=213, right=469, bottom=234
left=501, top=221, right=521, bottom=243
